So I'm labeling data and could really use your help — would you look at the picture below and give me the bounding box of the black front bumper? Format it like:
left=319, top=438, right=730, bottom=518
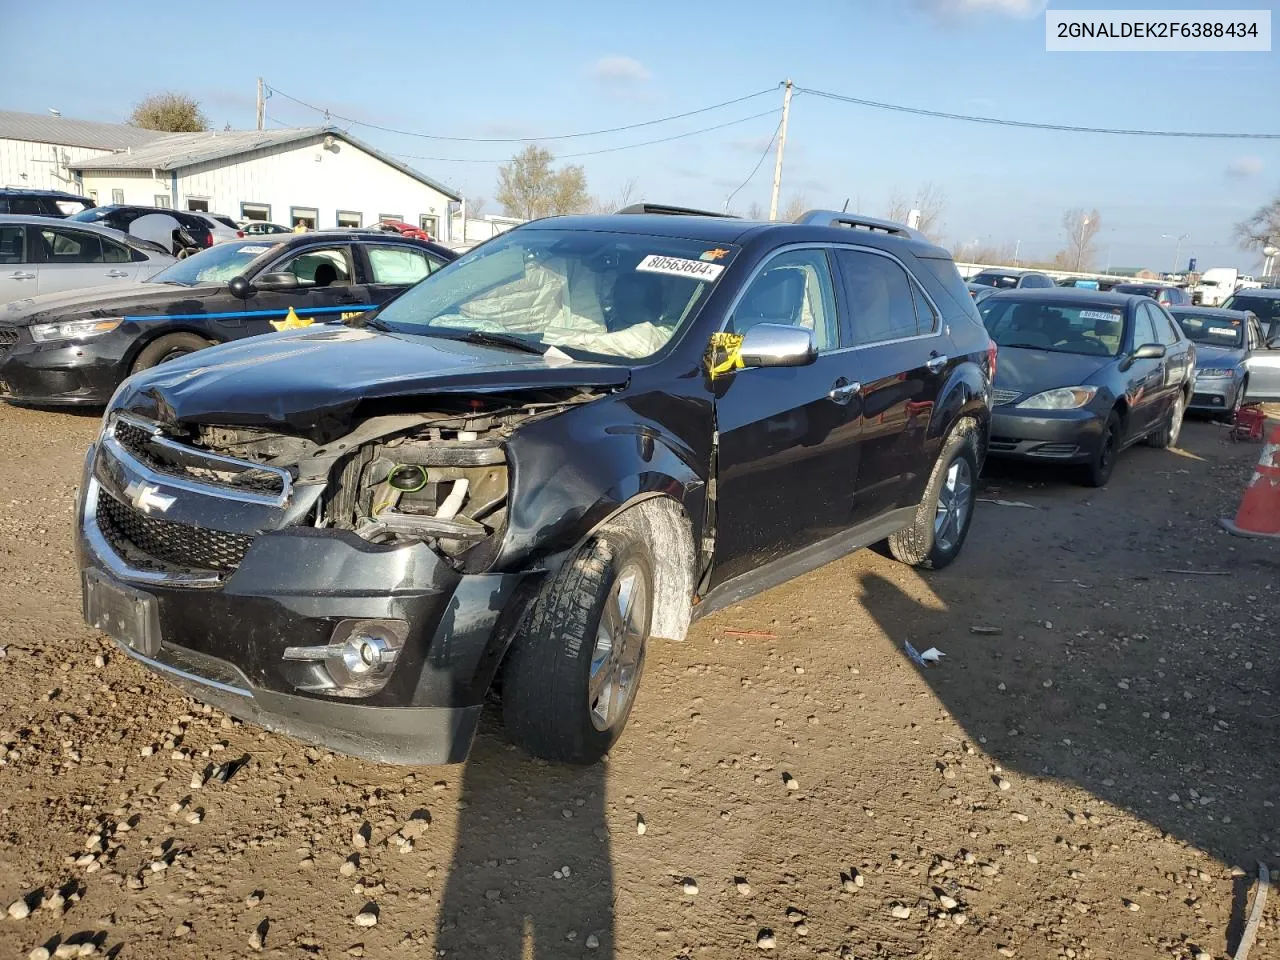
left=0, top=329, right=131, bottom=405
left=75, top=441, right=540, bottom=765
left=988, top=406, right=1105, bottom=464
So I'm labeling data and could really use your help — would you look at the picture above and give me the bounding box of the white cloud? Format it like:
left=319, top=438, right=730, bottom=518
left=917, top=0, right=1047, bottom=19
left=586, top=56, right=652, bottom=87
left=1227, top=155, right=1263, bottom=178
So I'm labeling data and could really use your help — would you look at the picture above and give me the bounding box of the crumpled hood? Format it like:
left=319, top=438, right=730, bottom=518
left=1, top=281, right=220, bottom=325
left=995, top=346, right=1112, bottom=394
left=113, top=325, right=631, bottom=432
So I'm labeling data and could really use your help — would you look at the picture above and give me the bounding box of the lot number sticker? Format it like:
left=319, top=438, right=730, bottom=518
left=1080, top=310, right=1121, bottom=321
left=637, top=254, right=724, bottom=283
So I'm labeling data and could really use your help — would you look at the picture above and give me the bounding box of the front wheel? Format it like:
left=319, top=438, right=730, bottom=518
left=1218, top=381, right=1246, bottom=423
left=1078, top=410, right=1121, bottom=487
left=502, top=525, right=652, bottom=764
left=888, top=419, right=980, bottom=570
left=1145, top=393, right=1185, bottom=448
left=130, top=332, right=210, bottom=375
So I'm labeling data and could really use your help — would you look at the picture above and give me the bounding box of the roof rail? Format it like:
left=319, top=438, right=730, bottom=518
left=615, top=203, right=739, bottom=219
left=794, top=210, right=924, bottom=241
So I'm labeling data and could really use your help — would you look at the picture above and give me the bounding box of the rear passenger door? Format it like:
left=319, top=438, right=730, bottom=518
left=832, top=247, right=947, bottom=524
left=34, top=225, right=139, bottom=295
left=0, top=224, right=36, bottom=303
left=1126, top=304, right=1165, bottom=437
left=1149, top=302, right=1191, bottom=402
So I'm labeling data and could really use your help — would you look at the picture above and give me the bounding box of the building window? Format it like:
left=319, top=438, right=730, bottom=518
left=378, top=214, right=402, bottom=225
left=418, top=214, right=439, bottom=239
left=290, top=206, right=319, bottom=230
left=186, top=197, right=210, bottom=212
left=240, top=202, right=270, bottom=222
left=87, top=190, right=98, bottom=204
left=336, top=210, right=362, bottom=229
left=111, top=189, right=124, bottom=204
left=153, top=194, right=172, bottom=209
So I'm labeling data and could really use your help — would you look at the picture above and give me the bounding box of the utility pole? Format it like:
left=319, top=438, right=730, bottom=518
left=256, top=78, right=265, bottom=131
left=1013, top=239, right=1021, bottom=267
left=768, top=79, right=793, bottom=222
left=1075, top=215, right=1090, bottom=271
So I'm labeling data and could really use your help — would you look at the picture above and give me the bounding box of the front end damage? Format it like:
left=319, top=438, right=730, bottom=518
left=77, top=389, right=604, bottom=764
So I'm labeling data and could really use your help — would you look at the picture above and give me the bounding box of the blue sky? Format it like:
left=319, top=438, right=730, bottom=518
left=8, top=0, right=1278, bottom=270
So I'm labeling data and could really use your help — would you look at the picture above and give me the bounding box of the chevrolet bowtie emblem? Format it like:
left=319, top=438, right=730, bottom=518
left=124, top=481, right=176, bottom=515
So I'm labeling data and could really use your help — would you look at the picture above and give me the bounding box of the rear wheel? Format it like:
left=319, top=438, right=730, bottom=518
left=1078, top=410, right=1121, bottom=487
left=502, top=525, right=652, bottom=764
left=888, top=419, right=979, bottom=570
left=1146, top=392, right=1185, bottom=448
left=130, top=333, right=210, bottom=375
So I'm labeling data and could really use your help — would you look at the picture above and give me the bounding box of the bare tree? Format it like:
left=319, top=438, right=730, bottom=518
left=467, top=196, right=487, bottom=219
left=496, top=145, right=591, bottom=220
left=885, top=190, right=911, bottom=224
left=129, top=92, right=207, bottom=132
left=780, top=193, right=811, bottom=223
left=1234, top=196, right=1280, bottom=254
left=1060, top=208, right=1102, bottom=271
left=884, top=183, right=946, bottom=241
left=745, top=201, right=765, bottom=221
left=589, top=178, right=639, bottom=215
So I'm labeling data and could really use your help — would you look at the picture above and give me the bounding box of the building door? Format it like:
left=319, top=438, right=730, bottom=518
left=419, top=215, right=439, bottom=239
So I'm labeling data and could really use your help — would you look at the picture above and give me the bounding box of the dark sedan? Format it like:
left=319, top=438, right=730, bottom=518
left=1112, top=282, right=1192, bottom=308
left=969, top=269, right=1055, bottom=289
left=980, top=289, right=1195, bottom=486
left=0, top=231, right=455, bottom=406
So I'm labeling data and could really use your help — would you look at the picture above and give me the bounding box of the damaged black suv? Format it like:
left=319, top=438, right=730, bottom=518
left=76, top=206, right=994, bottom=765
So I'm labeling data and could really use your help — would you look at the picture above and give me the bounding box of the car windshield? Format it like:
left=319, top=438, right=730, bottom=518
left=972, top=273, right=1019, bottom=288
left=1172, top=313, right=1244, bottom=347
left=147, top=240, right=280, bottom=286
left=370, top=229, right=738, bottom=362
left=980, top=298, right=1126, bottom=357
left=1223, top=295, right=1280, bottom=324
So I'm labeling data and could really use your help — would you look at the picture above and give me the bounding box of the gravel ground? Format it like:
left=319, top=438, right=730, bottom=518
left=0, top=402, right=1276, bottom=960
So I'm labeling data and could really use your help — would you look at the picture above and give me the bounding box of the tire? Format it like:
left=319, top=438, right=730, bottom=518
left=887, top=418, right=979, bottom=571
left=1078, top=410, right=1122, bottom=487
left=1217, top=380, right=1246, bottom=423
left=502, top=525, right=653, bottom=764
left=1145, top=392, right=1185, bottom=448
left=130, top=333, right=210, bottom=375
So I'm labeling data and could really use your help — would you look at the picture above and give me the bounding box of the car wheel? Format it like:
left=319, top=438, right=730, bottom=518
left=1218, top=380, right=1246, bottom=422
left=502, top=524, right=652, bottom=764
left=888, top=418, right=979, bottom=571
left=1146, top=392, right=1185, bottom=448
left=130, top=333, right=211, bottom=375
left=1078, top=410, right=1122, bottom=487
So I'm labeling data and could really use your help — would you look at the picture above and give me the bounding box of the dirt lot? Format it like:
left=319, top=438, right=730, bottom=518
left=0, top=402, right=1276, bottom=960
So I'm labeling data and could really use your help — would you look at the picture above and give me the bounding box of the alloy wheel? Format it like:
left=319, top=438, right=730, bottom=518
left=933, top=457, right=973, bottom=553
left=588, top=561, right=649, bottom=732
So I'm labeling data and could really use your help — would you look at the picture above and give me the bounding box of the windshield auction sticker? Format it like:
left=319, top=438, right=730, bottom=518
left=637, top=255, right=725, bottom=282
left=1046, top=10, right=1270, bottom=51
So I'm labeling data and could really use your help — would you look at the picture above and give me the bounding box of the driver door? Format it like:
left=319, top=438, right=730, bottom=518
left=709, top=247, right=864, bottom=589
left=247, top=244, right=367, bottom=335
left=1246, top=314, right=1280, bottom=400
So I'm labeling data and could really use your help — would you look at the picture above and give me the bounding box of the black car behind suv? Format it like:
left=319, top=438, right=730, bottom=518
left=0, top=188, right=95, bottom=218
left=68, top=205, right=214, bottom=255
left=76, top=207, right=994, bottom=766
left=1, top=230, right=456, bottom=405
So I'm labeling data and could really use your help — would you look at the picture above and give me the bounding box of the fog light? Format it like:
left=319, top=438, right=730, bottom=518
left=282, top=619, right=408, bottom=698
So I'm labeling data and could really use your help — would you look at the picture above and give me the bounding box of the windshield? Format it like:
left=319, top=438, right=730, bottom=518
left=980, top=298, right=1126, bottom=357
left=971, top=273, right=1019, bottom=288
left=1223, top=295, right=1280, bottom=324
left=370, top=229, right=738, bottom=361
left=147, top=240, right=280, bottom=286
left=1173, top=313, right=1243, bottom=347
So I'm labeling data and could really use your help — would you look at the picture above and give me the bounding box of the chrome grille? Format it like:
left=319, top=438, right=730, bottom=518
left=992, top=388, right=1022, bottom=406
left=96, top=487, right=253, bottom=574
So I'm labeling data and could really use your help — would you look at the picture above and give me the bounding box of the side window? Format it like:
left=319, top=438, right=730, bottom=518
left=910, top=280, right=939, bottom=334
left=39, top=228, right=104, bottom=263
left=9, top=197, right=44, bottom=215
left=1151, top=305, right=1180, bottom=346
left=273, top=247, right=353, bottom=288
left=367, top=245, right=434, bottom=285
left=730, top=249, right=839, bottom=351
left=1132, top=304, right=1157, bottom=349
left=0, top=226, right=26, bottom=264
left=1247, top=319, right=1259, bottom=350
left=101, top=237, right=131, bottom=264
left=833, top=249, right=921, bottom=345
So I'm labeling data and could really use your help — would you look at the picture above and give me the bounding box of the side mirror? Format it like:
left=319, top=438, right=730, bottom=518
left=253, top=271, right=300, bottom=292
left=1132, top=343, right=1167, bottom=360
left=227, top=275, right=252, bottom=298
left=738, top=323, right=817, bottom=369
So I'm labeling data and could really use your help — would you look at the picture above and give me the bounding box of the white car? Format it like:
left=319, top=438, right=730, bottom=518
left=191, top=213, right=245, bottom=244
left=0, top=215, right=175, bottom=303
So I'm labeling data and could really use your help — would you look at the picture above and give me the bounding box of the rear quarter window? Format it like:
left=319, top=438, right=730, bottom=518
left=915, top=255, right=983, bottom=324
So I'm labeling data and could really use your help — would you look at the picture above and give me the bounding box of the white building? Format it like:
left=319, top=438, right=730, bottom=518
left=0, top=110, right=162, bottom=192
left=71, top=126, right=462, bottom=242
left=451, top=211, right=524, bottom=248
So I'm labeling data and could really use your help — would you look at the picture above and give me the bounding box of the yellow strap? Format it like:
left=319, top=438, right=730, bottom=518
left=707, top=332, right=745, bottom=379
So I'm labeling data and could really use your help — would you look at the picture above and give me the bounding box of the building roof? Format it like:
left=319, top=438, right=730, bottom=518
left=0, top=110, right=165, bottom=150
left=69, top=126, right=460, bottom=201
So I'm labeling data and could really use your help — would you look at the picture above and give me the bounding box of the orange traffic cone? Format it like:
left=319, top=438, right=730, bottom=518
left=1221, top=421, right=1280, bottom=539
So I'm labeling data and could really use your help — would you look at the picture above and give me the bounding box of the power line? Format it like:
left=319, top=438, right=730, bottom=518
left=795, top=86, right=1280, bottom=140
left=393, top=109, right=780, bottom=165
left=265, top=83, right=781, bottom=143
left=723, top=117, right=783, bottom=213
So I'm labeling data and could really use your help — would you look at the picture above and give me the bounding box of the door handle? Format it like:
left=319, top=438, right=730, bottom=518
left=10, top=271, right=35, bottom=280
left=828, top=379, right=862, bottom=404
left=106, top=269, right=130, bottom=278
left=926, top=354, right=949, bottom=373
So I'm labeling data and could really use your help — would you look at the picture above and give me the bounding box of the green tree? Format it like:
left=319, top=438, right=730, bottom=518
left=496, top=146, right=591, bottom=220
left=128, top=92, right=208, bottom=133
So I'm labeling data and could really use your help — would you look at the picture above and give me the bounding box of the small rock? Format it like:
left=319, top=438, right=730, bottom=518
left=28, top=948, right=50, bottom=960
left=682, top=879, right=698, bottom=896
left=756, top=929, right=776, bottom=950
left=636, top=816, right=646, bottom=835
left=53, top=947, right=77, bottom=960
left=1125, top=899, right=1140, bottom=911
left=998, top=947, right=1016, bottom=958
left=185, top=810, right=202, bottom=825
left=736, top=879, right=752, bottom=896
left=340, top=858, right=358, bottom=877
left=7, top=898, right=31, bottom=919
left=249, top=929, right=264, bottom=951
left=953, top=912, right=968, bottom=925
left=890, top=903, right=911, bottom=919
left=782, top=773, right=799, bottom=791
left=938, top=894, right=958, bottom=910
left=353, top=910, right=378, bottom=928
left=173, top=922, right=192, bottom=937
left=585, top=934, right=600, bottom=950
left=1026, top=852, right=1039, bottom=864
left=94, top=654, right=106, bottom=668
left=997, top=778, right=1011, bottom=791
left=794, top=922, right=808, bottom=936
left=245, top=893, right=262, bottom=907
